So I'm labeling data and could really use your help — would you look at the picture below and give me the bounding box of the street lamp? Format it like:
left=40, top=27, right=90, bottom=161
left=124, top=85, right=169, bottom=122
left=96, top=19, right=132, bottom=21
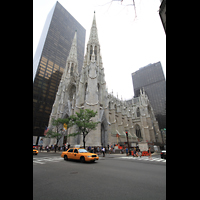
left=125, top=130, right=130, bottom=152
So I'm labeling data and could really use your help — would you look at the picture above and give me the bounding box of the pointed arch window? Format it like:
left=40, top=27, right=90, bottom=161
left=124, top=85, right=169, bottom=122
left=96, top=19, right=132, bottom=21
left=135, top=124, right=141, bottom=138
left=71, top=63, right=74, bottom=75
left=94, top=46, right=97, bottom=61
left=136, top=107, right=140, bottom=117
left=109, top=102, right=111, bottom=110
left=84, top=82, right=88, bottom=101
left=90, top=45, right=93, bottom=60
left=114, top=104, right=117, bottom=113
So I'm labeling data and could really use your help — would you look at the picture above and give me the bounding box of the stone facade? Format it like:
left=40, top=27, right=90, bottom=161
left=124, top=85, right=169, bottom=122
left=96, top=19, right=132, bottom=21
left=47, top=13, right=162, bottom=147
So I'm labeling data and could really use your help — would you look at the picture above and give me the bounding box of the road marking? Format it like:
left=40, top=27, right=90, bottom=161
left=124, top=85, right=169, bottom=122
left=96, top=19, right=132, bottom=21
left=33, top=160, right=45, bottom=164
left=33, top=157, right=63, bottom=165
left=115, top=156, right=166, bottom=163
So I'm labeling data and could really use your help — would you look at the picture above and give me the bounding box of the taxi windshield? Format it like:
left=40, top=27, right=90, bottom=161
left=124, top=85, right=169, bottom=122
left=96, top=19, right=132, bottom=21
left=78, top=149, right=89, bottom=153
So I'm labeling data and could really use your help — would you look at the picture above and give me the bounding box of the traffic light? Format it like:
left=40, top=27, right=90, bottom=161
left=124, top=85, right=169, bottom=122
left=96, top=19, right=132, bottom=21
left=63, top=123, right=67, bottom=130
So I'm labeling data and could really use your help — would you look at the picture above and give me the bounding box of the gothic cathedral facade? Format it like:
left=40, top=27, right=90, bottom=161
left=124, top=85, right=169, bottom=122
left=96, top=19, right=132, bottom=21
left=47, top=13, right=163, bottom=147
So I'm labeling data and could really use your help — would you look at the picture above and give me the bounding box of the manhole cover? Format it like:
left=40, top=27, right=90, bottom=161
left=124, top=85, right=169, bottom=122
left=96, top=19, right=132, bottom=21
left=70, top=171, right=78, bottom=174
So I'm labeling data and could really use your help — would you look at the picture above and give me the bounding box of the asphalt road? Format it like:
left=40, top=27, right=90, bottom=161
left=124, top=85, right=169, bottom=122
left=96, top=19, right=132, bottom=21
left=33, top=152, right=166, bottom=200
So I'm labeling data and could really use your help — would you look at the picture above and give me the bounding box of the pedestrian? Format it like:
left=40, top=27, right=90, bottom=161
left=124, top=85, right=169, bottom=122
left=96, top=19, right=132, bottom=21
left=136, top=149, right=139, bottom=157
left=133, top=148, right=136, bottom=157
left=54, top=144, right=57, bottom=153
left=102, top=147, right=105, bottom=157
left=148, top=147, right=152, bottom=160
left=126, top=147, right=128, bottom=156
left=138, top=148, right=141, bottom=157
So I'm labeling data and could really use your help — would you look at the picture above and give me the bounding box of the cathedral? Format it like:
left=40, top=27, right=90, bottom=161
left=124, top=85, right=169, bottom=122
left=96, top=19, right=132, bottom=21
left=47, top=13, right=162, bottom=148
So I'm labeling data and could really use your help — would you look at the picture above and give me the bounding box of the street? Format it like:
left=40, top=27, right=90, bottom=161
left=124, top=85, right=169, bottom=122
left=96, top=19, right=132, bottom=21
left=33, top=152, right=166, bottom=200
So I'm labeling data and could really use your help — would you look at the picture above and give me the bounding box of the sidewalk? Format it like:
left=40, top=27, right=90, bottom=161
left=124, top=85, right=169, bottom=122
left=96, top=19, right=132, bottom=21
left=38, top=150, right=125, bottom=157
left=38, top=150, right=160, bottom=157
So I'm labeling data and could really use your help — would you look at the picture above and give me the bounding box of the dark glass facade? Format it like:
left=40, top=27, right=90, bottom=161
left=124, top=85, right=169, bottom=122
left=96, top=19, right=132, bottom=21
left=33, top=1, right=86, bottom=138
left=132, top=62, right=166, bottom=129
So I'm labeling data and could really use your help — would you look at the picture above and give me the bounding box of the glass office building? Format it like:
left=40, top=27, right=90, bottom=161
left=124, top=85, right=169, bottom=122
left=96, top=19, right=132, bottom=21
left=131, top=62, right=166, bottom=130
left=33, top=1, right=86, bottom=139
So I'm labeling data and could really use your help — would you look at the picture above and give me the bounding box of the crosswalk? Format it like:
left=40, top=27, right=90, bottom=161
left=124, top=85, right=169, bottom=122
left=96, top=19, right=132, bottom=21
left=115, top=156, right=166, bottom=163
left=33, top=156, right=63, bottom=165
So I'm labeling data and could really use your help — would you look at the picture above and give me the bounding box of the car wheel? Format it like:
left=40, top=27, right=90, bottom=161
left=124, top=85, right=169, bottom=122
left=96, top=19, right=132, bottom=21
left=64, top=155, right=68, bottom=161
left=80, top=156, right=85, bottom=163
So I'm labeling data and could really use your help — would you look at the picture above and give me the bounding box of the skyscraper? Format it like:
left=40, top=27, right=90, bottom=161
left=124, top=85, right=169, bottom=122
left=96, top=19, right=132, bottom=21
left=132, top=62, right=166, bottom=130
left=33, top=1, right=86, bottom=139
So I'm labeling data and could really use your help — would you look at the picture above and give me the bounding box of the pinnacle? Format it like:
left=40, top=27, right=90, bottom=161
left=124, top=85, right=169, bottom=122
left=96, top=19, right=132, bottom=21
left=88, top=12, right=99, bottom=44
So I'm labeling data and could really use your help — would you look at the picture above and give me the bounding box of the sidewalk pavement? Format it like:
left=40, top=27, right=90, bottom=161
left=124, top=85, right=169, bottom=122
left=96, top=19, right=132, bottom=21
left=38, top=150, right=160, bottom=158
left=38, top=150, right=126, bottom=157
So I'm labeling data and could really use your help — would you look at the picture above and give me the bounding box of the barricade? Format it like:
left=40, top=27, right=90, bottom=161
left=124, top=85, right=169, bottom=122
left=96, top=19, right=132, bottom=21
left=141, top=151, right=149, bottom=156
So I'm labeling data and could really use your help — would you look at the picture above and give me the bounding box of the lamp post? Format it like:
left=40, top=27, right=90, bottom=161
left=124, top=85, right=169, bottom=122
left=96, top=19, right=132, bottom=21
left=125, top=130, right=130, bottom=151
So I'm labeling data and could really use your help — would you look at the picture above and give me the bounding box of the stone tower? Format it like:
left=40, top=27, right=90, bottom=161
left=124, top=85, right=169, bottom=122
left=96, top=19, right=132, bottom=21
left=75, top=12, right=109, bottom=147
left=48, top=31, right=79, bottom=132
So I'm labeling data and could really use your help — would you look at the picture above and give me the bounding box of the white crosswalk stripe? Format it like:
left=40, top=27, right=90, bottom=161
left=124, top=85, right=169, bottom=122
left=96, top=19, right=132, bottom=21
left=33, top=157, right=63, bottom=165
left=116, top=156, right=166, bottom=163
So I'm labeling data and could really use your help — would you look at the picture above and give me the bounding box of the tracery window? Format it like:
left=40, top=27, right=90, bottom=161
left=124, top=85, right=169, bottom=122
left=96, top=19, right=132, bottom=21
left=136, top=107, right=140, bottom=117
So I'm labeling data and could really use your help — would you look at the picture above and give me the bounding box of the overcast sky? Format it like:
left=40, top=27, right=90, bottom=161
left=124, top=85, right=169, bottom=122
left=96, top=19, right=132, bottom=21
left=33, top=0, right=166, bottom=100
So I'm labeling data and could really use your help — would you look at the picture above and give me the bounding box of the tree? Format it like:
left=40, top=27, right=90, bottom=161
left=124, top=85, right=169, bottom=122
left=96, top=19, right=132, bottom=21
left=46, top=118, right=71, bottom=153
left=69, top=109, right=99, bottom=149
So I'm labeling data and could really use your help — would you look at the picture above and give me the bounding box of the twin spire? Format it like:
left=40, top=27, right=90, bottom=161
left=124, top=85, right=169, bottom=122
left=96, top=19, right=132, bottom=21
left=88, top=11, right=99, bottom=45
left=67, top=30, right=77, bottom=63
left=63, top=12, right=99, bottom=77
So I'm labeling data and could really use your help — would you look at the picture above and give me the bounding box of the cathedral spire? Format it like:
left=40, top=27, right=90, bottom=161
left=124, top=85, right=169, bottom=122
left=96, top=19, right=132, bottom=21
left=88, top=11, right=99, bottom=45
left=68, top=30, right=77, bottom=62
left=63, top=30, right=78, bottom=76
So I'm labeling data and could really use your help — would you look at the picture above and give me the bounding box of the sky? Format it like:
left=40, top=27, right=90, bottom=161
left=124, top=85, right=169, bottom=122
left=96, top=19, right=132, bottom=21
left=33, top=0, right=166, bottom=100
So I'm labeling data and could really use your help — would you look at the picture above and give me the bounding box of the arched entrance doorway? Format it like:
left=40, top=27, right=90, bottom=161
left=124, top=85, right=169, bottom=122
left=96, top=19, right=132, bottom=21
left=100, top=110, right=108, bottom=147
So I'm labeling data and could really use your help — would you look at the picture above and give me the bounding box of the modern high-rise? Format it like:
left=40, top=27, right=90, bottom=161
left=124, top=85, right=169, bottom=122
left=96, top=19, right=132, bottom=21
left=33, top=1, right=86, bottom=139
left=131, top=62, right=166, bottom=130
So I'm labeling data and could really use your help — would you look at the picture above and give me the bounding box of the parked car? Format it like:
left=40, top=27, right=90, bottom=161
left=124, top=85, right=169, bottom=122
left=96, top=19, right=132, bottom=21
left=61, top=148, right=99, bottom=163
left=161, top=150, right=166, bottom=159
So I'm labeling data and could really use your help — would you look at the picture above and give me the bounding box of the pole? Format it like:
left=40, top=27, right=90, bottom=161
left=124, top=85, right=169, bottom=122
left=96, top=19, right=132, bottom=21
left=126, top=131, right=130, bottom=151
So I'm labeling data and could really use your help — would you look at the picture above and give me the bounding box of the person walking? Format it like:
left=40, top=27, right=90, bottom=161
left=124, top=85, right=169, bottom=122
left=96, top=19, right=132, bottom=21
left=102, top=147, right=105, bottom=157
left=126, top=147, right=128, bottom=156
left=148, top=147, right=152, bottom=160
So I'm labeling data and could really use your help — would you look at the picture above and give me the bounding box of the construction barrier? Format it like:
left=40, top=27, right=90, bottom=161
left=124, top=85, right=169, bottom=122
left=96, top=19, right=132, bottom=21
left=141, top=151, right=149, bottom=156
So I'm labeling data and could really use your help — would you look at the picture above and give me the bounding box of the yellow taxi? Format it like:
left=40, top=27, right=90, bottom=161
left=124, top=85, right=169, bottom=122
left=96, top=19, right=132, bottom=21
left=33, top=148, right=38, bottom=155
left=61, top=148, right=99, bottom=163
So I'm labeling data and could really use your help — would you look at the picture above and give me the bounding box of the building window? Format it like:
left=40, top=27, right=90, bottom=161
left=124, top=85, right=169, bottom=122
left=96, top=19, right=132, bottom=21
left=90, top=45, right=93, bottom=60
left=135, top=124, right=141, bottom=138
left=71, top=63, right=74, bottom=75
left=109, top=102, right=111, bottom=110
left=94, top=46, right=97, bottom=60
left=136, top=107, right=140, bottom=117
